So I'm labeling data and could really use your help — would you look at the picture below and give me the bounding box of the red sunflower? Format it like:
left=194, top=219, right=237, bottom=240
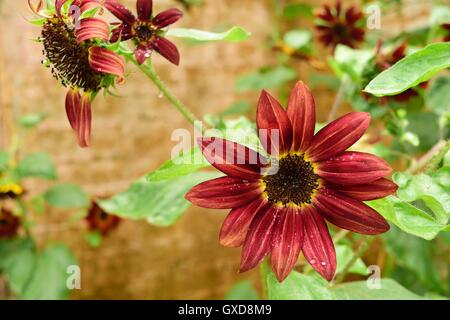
left=105, top=0, right=183, bottom=65
left=186, top=82, right=396, bottom=282
left=86, top=201, right=121, bottom=236
left=0, top=208, right=21, bottom=239
left=29, top=0, right=126, bottom=147
left=315, top=0, right=365, bottom=50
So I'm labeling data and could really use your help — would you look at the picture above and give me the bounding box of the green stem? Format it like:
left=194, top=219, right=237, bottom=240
left=327, top=74, right=349, bottom=122
left=425, top=139, right=450, bottom=173
left=407, top=139, right=449, bottom=174
left=133, top=58, right=203, bottom=132
left=259, top=259, right=270, bottom=300
left=331, top=236, right=375, bottom=286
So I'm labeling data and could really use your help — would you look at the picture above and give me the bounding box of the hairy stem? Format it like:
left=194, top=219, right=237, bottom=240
left=327, top=74, right=349, bottom=122
left=407, top=139, right=449, bottom=174
left=134, top=58, right=203, bottom=132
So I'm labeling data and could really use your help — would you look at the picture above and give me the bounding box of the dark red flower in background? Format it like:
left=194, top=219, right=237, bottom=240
left=373, top=42, right=428, bottom=103
left=186, top=82, right=396, bottom=282
left=442, top=23, right=450, bottom=42
left=315, top=0, right=365, bottom=50
left=105, top=0, right=183, bottom=65
left=0, top=208, right=20, bottom=238
left=86, top=201, right=121, bottom=236
left=29, top=0, right=125, bottom=147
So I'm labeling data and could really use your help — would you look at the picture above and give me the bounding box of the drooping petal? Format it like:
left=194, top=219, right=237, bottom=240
left=135, top=44, right=152, bottom=65
left=240, top=205, right=280, bottom=273
left=152, top=8, right=183, bottom=28
left=307, top=112, right=370, bottom=162
left=110, top=24, right=133, bottom=43
left=316, top=151, right=392, bottom=185
left=55, top=0, right=69, bottom=16
left=331, top=178, right=398, bottom=201
left=151, top=36, right=180, bottom=65
left=88, top=47, right=125, bottom=82
left=136, top=0, right=152, bottom=20
left=185, top=176, right=262, bottom=209
left=75, top=17, right=109, bottom=43
left=220, top=198, right=268, bottom=247
left=104, top=0, right=136, bottom=25
left=271, top=208, right=303, bottom=282
left=72, top=0, right=104, bottom=14
left=286, top=81, right=316, bottom=152
left=65, top=88, right=81, bottom=131
left=77, top=93, right=92, bottom=148
left=257, top=90, right=293, bottom=155
left=302, top=206, right=336, bottom=281
left=28, top=0, right=45, bottom=15
left=198, top=137, right=268, bottom=179
left=314, top=187, right=390, bottom=235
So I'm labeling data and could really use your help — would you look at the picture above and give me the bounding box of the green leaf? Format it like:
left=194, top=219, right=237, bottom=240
left=283, top=30, right=312, bottom=51
left=21, top=244, right=77, bottom=300
left=0, top=150, right=9, bottom=171
left=394, top=171, right=449, bottom=224
left=18, top=113, right=48, bottom=128
left=426, top=75, right=450, bottom=115
left=225, top=281, right=259, bottom=300
left=99, top=172, right=221, bottom=227
left=332, top=279, right=427, bottom=300
left=44, top=184, right=89, bottom=209
left=166, top=26, right=250, bottom=42
left=329, top=45, right=374, bottom=82
left=85, top=231, right=102, bottom=248
left=336, top=245, right=368, bottom=276
left=367, top=196, right=448, bottom=240
left=16, top=153, right=57, bottom=180
left=265, top=268, right=335, bottom=300
left=147, top=147, right=209, bottom=181
left=235, top=66, right=296, bottom=92
left=283, top=3, right=313, bottom=19
left=364, top=43, right=450, bottom=97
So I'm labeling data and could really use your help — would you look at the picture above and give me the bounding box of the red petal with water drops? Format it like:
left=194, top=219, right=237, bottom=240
left=307, top=112, right=370, bottom=162
left=331, top=178, right=398, bottom=201
left=152, top=8, right=183, bottom=28
left=104, top=0, right=136, bottom=25
left=151, top=36, right=180, bottom=65
left=317, top=151, right=392, bottom=185
left=219, top=198, right=268, bottom=247
left=197, top=137, right=268, bottom=180
left=271, top=208, right=303, bottom=282
left=88, top=47, right=125, bottom=82
left=136, top=0, right=153, bottom=20
left=302, top=206, right=336, bottom=281
left=314, top=187, right=390, bottom=235
left=240, top=205, right=280, bottom=273
left=185, top=176, right=262, bottom=209
left=256, top=90, right=293, bottom=155
left=286, top=81, right=316, bottom=152
left=135, top=44, right=152, bottom=65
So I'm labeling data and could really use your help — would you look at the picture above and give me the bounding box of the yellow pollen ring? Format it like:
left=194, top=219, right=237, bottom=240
left=0, top=183, right=23, bottom=195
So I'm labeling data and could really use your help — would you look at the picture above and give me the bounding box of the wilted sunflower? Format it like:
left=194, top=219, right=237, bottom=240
left=86, top=201, right=121, bottom=236
left=29, top=0, right=125, bottom=147
left=0, top=208, right=21, bottom=238
left=105, top=0, right=183, bottom=65
left=186, top=82, right=396, bottom=282
left=315, top=0, right=365, bottom=50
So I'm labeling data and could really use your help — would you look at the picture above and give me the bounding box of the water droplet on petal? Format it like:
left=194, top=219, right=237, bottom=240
left=310, top=259, right=316, bottom=264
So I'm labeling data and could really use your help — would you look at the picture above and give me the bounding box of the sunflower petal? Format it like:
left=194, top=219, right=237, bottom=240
left=135, top=44, right=152, bottom=65
left=240, top=205, right=280, bottom=273
left=317, top=151, right=392, bottom=185
left=136, top=0, right=152, bottom=20
left=286, top=81, right=316, bottom=152
left=314, top=187, right=390, bottom=235
left=185, top=176, right=262, bottom=209
left=151, top=36, right=180, bottom=66
left=152, top=8, right=183, bottom=28
left=104, top=0, right=136, bottom=25
left=220, top=198, right=267, bottom=247
left=198, top=137, right=268, bottom=179
left=257, top=90, right=293, bottom=155
left=302, top=206, right=336, bottom=281
left=76, top=17, right=109, bottom=43
left=88, top=47, right=125, bottom=82
left=271, top=208, right=303, bottom=282
left=307, top=112, right=370, bottom=162
left=331, top=178, right=398, bottom=201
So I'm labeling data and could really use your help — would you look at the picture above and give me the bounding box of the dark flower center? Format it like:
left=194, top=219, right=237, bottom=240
left=332, top=22, right=348, bottom=37
left=99, top=211, right=109, bottom=220
left=41, top=18, right=103, bottom=91
left=0, top=218, right=8, bottom=226
left=262, top=154, right=319, bottom=207
left=133, top=21, right=157, bottom=43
